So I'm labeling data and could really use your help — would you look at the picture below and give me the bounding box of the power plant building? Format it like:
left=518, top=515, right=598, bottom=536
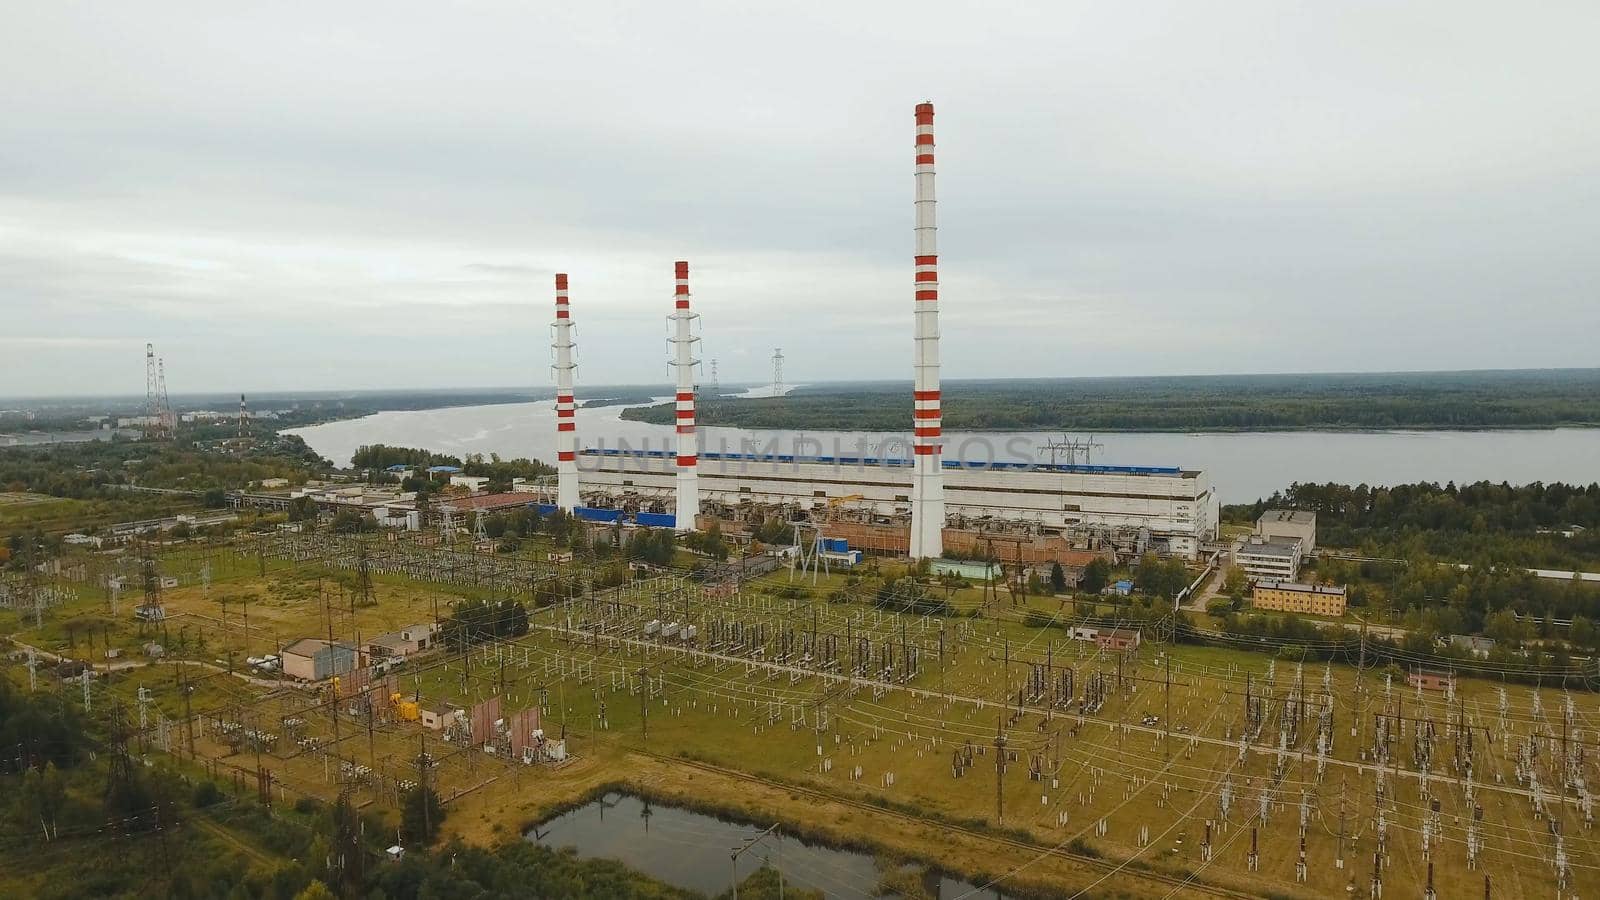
left=577, top=449, right=1218, bottom=558
left=548, top=100, right=1220, bottom=561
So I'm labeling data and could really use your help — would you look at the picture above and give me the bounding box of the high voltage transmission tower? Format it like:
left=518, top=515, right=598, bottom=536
left=771, top=348, right=784, bottom=395
left=142, top=343, right=175, bottom=439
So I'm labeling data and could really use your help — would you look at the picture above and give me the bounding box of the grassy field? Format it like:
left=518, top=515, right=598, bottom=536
left=6, top=537, right=1596, bottom=898
left=0, top=492, right=83, bottom=526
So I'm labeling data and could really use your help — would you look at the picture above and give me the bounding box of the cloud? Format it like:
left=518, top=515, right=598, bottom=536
left=2, top=1, right=1598, bottom=395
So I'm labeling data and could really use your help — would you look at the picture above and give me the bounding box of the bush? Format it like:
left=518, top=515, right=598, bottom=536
left=192, top=780, right=224, bottom=808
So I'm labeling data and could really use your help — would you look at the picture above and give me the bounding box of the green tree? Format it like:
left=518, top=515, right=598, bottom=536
left=1223, top=567, right=1247, bottom=604
left=20, top=762, right=66, bottom=839
left=402, top=785, right=445, bottom=846
left=293, top=880, right=338, bottom=900
left=1081, top=558, right=1111, bottom=595
left=1570, top=615, right=1595, bottom=651
left=329, top=509, right=372, bottom=534
left=1483, top=609, right=1527, bottom=646
left=756, top=516, right=791, bottom=545
left=1048, top=561, right=1067, bottom=593
left=703, top=522, right=729, bottom=561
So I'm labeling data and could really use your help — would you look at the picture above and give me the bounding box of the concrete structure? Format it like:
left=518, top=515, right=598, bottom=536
left=581, top=450, right=1218, bottom=558
left=367, top=623, right=439, bottom=660
left=1235, top=536, right=1303, bottom=581
left=372, top=506, right=419, bottom=530
left=1256, top=509, right=1317, bottom=554
left=1407, top=669, right=1454, bottom=692
left=1069, top=625, right=1141, bottom=651
left=421, top=701, right=464, bottom=731
left=1448, top=634, right=1497, bottom=657
left=438, top=492, right=536, bottom=515
left=1097, top=628, right=1142, bottom=651
left=449, top=474, right=490, bottom=492
left=552, top=273, right=580, bottom=511
left=258, top=477, right=289, bottom=489
left=669, top=261, right=700, bottom=532
left=1251, top=580, right=1346, bottom=617
left=933, top=560, right=999, bottom=581
left=909, top=100, right=945, bottom=560
left=281, top=638, right=359, bottom=682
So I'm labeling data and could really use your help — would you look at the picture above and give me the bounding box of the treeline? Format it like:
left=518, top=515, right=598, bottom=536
left=622, top=370, right=1600, bottom=432
left=1187, top=614, right=1600, bottom=687
left=1228, top=480, right=1600, bottom=569
left=353, top=444, right=554, bottom=491
left=0, top=676, right=693, bottom=899
left=0, top=435, right=320, bottom=498
left=1311, top=556, right=1600, bottom=637
left=439, top=598, right=530, bottom=648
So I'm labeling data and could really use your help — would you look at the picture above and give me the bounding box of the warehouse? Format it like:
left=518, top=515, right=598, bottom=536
left=281, top=638, right=360, bottom=682
left=577, top=449, right=1218, bottom=558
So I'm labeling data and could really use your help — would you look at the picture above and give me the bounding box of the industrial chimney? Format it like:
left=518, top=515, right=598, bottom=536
left=552, top=273, right=579, bottom=511
left=909, top=101, right=945, bottom=559
left=669, top=261, right=700, bottom=531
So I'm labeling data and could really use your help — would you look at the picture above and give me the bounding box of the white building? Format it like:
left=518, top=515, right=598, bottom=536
left=1235, top=535, right=1303, bottom=582
left=450, top=474, right=490, bottom=492
left=1255, top=509, right=1316, bottom=554
left=372, top=506, right=420, bottom=530
left=578, top=449, right=1219, bottom=558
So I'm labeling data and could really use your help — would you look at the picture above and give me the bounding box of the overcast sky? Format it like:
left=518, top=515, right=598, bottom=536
left=3, top=2, right=1597, bottom=397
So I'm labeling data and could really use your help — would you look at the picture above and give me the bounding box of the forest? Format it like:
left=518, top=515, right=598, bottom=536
left=622, top=370, right=1600, bottom=432
left=1226, top=480, right=1600, bottom=570
left=0, top=677, right=760, bottom=899
left=0, top=435, right=325, bottom=499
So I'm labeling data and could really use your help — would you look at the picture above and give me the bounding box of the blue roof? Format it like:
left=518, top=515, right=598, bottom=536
left=426, top=465, right=463, bottom=474
left=385, top=464, right=410, bottom=471
left=581, top=448, right=1181, bottom=476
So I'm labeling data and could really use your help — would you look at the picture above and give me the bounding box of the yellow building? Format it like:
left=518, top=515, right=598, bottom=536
left=1252, top=580, right=1346, bottom=617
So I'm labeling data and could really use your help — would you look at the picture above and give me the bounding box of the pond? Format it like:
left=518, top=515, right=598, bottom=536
left=526, top=791, right=1010, bottom=899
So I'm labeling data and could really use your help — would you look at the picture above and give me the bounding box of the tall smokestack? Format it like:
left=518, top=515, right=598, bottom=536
left=909, top=101, right=945, bottom=559
left=669, top=260, right=700, bottom=531
left=552, top=273, right=579, bottom=511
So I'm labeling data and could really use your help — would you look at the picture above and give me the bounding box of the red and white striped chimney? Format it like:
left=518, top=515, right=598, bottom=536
left=909, top=101, right=945, bottom=559
left=669, top=261, right=700, bottom=531
left=552, top=273, right=579, bottom=511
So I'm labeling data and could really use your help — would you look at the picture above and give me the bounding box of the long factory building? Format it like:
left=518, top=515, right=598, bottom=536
left=577, top=448, right=1219, bottom=558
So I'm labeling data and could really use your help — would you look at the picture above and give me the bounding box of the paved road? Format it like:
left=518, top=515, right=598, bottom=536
left=8, top=636, right=289, bottom=688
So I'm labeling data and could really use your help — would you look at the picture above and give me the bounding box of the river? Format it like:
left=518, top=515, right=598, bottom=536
left=286, top=399, right=1600, bottom=504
